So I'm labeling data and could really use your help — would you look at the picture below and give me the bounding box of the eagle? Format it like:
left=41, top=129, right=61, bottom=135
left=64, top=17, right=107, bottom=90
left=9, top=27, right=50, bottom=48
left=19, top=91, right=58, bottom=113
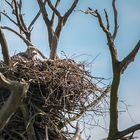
left=11, top=47, right=37, bottom=61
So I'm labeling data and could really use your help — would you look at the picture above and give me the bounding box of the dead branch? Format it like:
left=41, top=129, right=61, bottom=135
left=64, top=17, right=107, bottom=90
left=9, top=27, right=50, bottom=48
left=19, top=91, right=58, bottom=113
left=13, top=0, right=27, bottom=33
left=63, top=0, right=79, bottom=25
left=0, top=11, right=18, bottom=26
left=1, top=25, right=32, bottom=46
left=28, top=0, right=47, bottom=30
left=36, top=0, right=50, bottom=26
left=47, top=0, right=61, bottom=18
left=120, top=40, right=140, bottom=73
left=112, top=0, right=119, bottom=40
left=115, top=124, right=140, bottom=139
left=50, top=0, right=61, bottom=24
left=0, top=27, right=11, bottom=66
left=88, top=8, right=118, bottom=64
left=59, top=87, right=110, bottom=129
left=104, top=9, right=110, bottom=30
left=1, top=26, right=47, bottom=59
left=71, top=122, right=81, bottom=140
left=0, top=73, right=29, bottom=130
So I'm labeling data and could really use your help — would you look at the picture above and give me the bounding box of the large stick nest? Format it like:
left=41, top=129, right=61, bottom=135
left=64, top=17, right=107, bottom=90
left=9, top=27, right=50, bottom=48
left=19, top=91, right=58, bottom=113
left=0, top=57, right=107, bottom=140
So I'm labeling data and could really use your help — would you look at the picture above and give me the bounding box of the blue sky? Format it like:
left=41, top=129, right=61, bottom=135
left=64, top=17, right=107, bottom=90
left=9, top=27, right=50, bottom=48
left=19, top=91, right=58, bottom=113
left=1, top=0, right=140, bottom=139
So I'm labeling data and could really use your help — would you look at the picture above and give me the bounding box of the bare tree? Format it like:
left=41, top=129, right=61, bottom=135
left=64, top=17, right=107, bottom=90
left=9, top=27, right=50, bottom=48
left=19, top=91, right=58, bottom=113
left=36, top=0, right=79, bottom=59
left=1, top=0, right=139, bottom=139
left=0, top=1, right=108, bottom=139
left=1, top=0, right=79, bottom=60
left=86, top=0, right=140, bottom=139
left=1, top=0, right=47, bottom=59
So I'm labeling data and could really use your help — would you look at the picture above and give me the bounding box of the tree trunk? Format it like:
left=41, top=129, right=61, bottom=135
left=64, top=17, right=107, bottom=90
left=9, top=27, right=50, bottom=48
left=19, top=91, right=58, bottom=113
left=108, top=64, right=121, bottom=140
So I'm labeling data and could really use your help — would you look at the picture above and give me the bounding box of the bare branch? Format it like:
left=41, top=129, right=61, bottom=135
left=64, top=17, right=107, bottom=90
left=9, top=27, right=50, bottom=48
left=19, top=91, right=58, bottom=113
left=120, top=40, right=140, bottom=73
left=13, top=0, right=27, bottom=33
left=93, top=9, right=118, bottom=63
left=19, top=13, right=28, bottom=32
left=5, top=0, right=13, bottom=9
left=112, top=0, right=119, bottom=40
left=36, top=0, right=51, bottom=26
left=28, top=11, right=41, bottom=30
left=28, top=0, right=47, bottom=30
left=59, top=87, right=110, bottom=129
left=104, top=9, right=110, bottom=30
left=94, top=10, right=109, bottom=34
left=1, top=25, right=32, bottom=46
left=47, top=0, right=61, bottom=18
left=63, top=0, right=79, bottom=25
left=0, top=73, right=29, bottom=130
left=0, top=11, right=18, bottom=26
left=87, top=7, right=98, bottom=17
left=115, top=124, right=140, bottom=139
left=0, top=27, right=11, bottom=65
left=50, top=0, right=61, bottom=24
left=1, top=26, right=47, bottom=59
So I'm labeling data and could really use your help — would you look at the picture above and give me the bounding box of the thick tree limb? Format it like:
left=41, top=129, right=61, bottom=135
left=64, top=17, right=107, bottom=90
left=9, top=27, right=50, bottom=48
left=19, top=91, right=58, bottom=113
left=115, top=124, right=140, bottom=139
left=120, top=40, right=140, bottom=73
left=36, top=0, right=51, bottom=26
left=37, top=0, right=79, bottom=59
left=0, top=73, right=29, bottom=130
left=0, top=27, right=11, bottom=66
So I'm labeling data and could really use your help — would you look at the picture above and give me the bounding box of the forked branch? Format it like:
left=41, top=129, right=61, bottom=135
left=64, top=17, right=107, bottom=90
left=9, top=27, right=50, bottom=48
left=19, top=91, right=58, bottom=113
left=115, top=124, right=140, bottom=139
left=120, top=40, right=140, bottom=73
left=47, top=0, right=61, bottom=18
left=63, top=0, right=79, bottom=25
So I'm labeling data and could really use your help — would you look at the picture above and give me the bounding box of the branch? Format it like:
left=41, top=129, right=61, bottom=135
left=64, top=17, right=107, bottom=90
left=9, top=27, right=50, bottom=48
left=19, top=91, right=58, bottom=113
left=0, top=12, right=18, bottom=26
left=112, top=0, right=119, bottom=40
left=50, top=0, right=61, bottom=24
left=72, top=122, right=81, bottom=140
left=1, top=26, right=33, bottom=46
left=120, top=40, right=140, bottom=73
left=92, top=9, right=118, bottom=63
left=115, top=124, right=140, bottom=139
left=47, top=0, right=61, bottom=18
left=0, top=27, right=11, bottom=66
left=63, top=0, right=79, bottom=25
left=0, top=73, right=29, bottom=130
left=59, top=87, right=109, bottom=129
left=1, top=26, right=47, bottom=59
left=104, top=9, right=110, bottom=30
left=36, top=0, right=51, bottom=26
left=4, top=0, right=14, bottom=10
left=13, top=0, right=27, bottom=33
left=94, top=10, right=109, bottom=33
left=28, top=0, right=47, bottom=30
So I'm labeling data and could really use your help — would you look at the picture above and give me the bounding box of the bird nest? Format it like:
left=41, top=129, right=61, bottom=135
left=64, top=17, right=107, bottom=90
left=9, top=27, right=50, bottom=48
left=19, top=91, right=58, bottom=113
left=0, top=58, right=107, bottom=140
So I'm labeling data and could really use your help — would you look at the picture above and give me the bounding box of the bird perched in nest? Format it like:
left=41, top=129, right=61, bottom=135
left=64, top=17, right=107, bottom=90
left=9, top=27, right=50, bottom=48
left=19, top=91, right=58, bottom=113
left=11, top=47, right=37, bottom=61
